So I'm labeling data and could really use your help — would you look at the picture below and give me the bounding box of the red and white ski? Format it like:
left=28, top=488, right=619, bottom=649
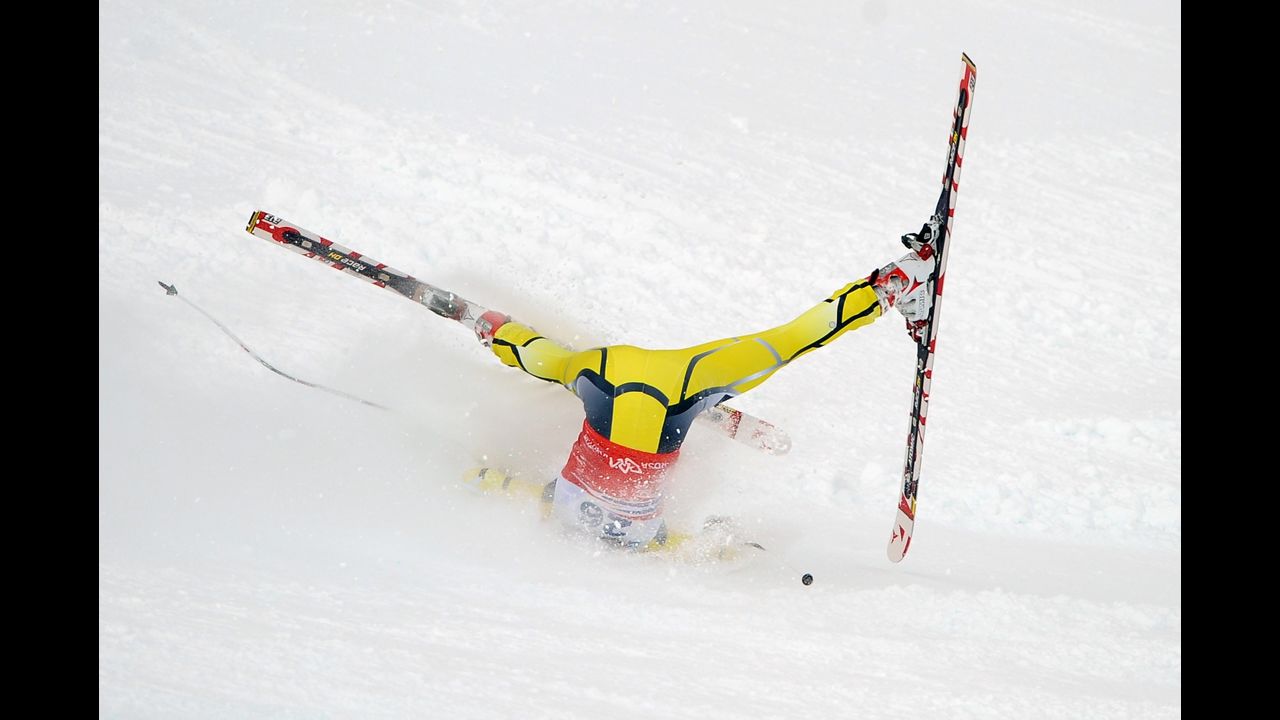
left=244, top=211, right=792, bottom=455
left=887, top=54, right=978, bottom=563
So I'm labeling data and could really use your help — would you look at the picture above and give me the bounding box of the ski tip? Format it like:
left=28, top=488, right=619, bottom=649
left=245, top=210, right=263, bottom=234
left=886, top=505, right=915, bottom=563
left=961, top=52, right=976, bottom=68
left=886, top=535, right=911, bottom=563
left=157, top=281, right=178, bottom=296
left=767, top=433, right=792, bottom=456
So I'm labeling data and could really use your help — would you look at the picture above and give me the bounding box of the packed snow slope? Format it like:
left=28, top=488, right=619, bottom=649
left=99, top=0, right=1180, bottom=717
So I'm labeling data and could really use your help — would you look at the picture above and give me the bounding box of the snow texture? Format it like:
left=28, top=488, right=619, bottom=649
left=100, top=0, right=1180, bottom=717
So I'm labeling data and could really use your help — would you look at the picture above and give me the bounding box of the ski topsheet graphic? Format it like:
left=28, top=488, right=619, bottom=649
left=887, top=54, right=977, bottom=563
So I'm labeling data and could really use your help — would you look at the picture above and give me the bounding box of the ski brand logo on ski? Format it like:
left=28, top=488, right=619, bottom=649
left=329, top=252, right=368, bottom=272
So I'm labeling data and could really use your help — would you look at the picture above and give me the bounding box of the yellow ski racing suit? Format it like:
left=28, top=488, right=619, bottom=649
left=489, top=279, right=884, bottom=546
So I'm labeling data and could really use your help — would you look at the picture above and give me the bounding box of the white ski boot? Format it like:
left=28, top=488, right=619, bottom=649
left=872, top=220, right=941, bottom=343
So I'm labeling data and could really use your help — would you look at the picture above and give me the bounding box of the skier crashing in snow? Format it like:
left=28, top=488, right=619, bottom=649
left=468, top=222, right=941, bottom=550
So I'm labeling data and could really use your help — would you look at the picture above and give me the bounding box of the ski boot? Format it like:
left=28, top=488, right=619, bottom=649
left=871, top=219, right=942, bottom=343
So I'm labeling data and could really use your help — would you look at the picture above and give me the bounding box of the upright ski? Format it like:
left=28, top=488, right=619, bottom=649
left=887, top=54, right=977, bottom=562
left=244, top=211, right=791, bottom=455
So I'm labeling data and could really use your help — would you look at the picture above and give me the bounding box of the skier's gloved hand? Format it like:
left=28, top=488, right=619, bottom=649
left=474, top=310, right=511, bottom=347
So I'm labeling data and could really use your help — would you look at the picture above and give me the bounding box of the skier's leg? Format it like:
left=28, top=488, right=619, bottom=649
left=483, top=319, right=607, bottom=390
left=673, top=278, right=885, bottom=398
left=674, top=243, right=938, bottom=398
